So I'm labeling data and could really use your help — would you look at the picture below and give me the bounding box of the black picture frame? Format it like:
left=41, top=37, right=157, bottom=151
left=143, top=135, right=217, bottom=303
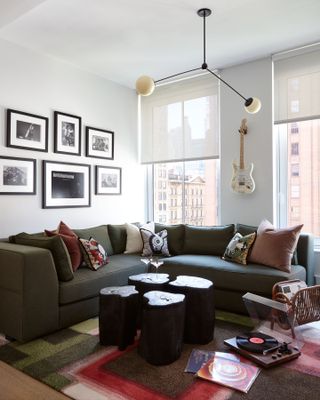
left=0, top=156, right=36, bottom=195
left=42, top=160, right=91, bottom=209
left=95, top=166, right=122, bottom=195
left=86, top=126, right=114, bottom=160
left=7, top=109, right=48, bottom=152
left=54, top=111, right=82, bottom=155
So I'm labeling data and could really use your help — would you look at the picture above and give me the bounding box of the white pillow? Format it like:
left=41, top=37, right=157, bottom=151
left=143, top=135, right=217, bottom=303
left=124, top=222, right=154, bottom=254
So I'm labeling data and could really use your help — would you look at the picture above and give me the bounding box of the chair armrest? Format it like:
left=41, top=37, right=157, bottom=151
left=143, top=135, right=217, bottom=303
left=0, top=243, right=59, bottom=341
left=296, top=233, right=315, bottom=285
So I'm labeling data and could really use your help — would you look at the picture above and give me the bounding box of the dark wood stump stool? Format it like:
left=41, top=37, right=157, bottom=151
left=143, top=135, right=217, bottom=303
left=128, top=273, right=170, bottom=327
left=138, top=290, right=185, bottom=365
left=99, top=285, right=139, bottom=350
left=168, top=275, right=215, bottom=344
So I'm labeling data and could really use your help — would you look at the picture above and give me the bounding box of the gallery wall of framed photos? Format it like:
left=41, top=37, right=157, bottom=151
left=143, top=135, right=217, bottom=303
left=2, top=107, right=122, bottom=208
left=0, top=38, right=145, bottom=237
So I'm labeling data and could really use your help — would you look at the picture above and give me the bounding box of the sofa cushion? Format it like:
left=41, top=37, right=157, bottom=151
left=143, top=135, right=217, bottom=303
left=158, top=255, right=306, bottom=296
left=59, top=254, right=147, bottom=305
left=124, top=222, right=154, bottom=254
left=108, top=224, right=127, bottom=254
left=11, top=232, right=74, bottom=281
left=79, top=237, right=109, bottom=270
left=222, top=232, right=256, bottom=265
left=235, top=223, right=257, bottom=236
left=73, top=225, right=113, bottom=256
left=140, top=228, right=170, bottom=257
left=183, top=224, right=235, bottom=256
left=155, top=223, right=185, bottom=255
left=249, top=220, right=303, bottom=273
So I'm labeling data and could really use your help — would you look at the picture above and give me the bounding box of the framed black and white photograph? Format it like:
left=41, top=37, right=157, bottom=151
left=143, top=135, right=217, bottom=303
left=42, top=161, right=90, bottom=208
left=0, top=156, right=36, bottom=195
left=7, top=109, right=48, bottom=152
left=54, top=111, right=81, bottom=155
left=86, top=126, right=114, bottom=160
left=95, top=166, right=121, bottom=195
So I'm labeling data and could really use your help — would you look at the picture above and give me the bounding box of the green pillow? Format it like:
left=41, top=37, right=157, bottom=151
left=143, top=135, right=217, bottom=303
left=155, top=223, right=185, bottom=255
left=183, top=224, right=235, bottom=256
left=108, top=224, right=127, bottom=254
left=73, top=225, right=114, bottom=256
left=11, top=232, right=73, bottom=282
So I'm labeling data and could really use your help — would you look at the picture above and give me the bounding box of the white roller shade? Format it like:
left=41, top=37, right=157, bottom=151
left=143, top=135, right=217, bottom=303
left=274, top=46, right=320, bottom=124
left=140, top=74, right=220, bottom=164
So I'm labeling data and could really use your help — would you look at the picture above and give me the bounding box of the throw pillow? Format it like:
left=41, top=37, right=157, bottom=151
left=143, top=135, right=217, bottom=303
left=12, top=232, right=74, bottom=281
left=124, top=222, right=154, bottom=254
left=45, top=221, right=82, bottom=271
left=140, top=228, right=170, bottom=257
left=78, top=237, right=109, bottom=271
left=248, top=219, right=303, bottom=272
left=222, top=232, right=256, bottom=265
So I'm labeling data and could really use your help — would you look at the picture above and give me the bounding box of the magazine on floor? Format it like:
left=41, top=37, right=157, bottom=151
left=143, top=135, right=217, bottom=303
left=196, top=352, right=261, bottom=393
left=185, top=349, right=240, bottom=374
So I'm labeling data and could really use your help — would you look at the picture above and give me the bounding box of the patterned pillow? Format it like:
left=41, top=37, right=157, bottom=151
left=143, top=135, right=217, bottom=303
left=78, top=237, right=109, bottom=270
left=222, top=232, right=256, bottom=265
left=140, top=228, right=170, bottom=257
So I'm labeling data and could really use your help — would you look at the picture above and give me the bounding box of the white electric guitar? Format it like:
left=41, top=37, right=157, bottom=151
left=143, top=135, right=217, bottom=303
left=231, top=118, right=255, bottom=194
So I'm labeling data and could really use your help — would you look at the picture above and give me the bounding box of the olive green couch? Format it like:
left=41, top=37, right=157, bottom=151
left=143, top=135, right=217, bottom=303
left=0, top=223, right=314, bottom=342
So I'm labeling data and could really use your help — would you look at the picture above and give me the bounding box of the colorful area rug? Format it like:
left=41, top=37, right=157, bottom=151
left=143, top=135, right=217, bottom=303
left=0, top=312, right=320, bottom=399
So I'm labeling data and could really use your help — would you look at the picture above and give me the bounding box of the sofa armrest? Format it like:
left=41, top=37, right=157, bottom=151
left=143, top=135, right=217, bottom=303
left=296, top=233, right=315, bottom=285
left=0, top=243, right=59, bottom=341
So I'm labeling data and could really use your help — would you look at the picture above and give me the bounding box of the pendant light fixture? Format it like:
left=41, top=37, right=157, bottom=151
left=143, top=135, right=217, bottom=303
left=136, top=8, right=261, bottom=114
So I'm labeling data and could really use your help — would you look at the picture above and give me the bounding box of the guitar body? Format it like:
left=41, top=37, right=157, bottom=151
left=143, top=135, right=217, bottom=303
left=231, top=162, right=255, bottom=193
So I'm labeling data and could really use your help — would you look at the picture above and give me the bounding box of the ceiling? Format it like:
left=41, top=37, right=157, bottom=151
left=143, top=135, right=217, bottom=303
left=0, top=0, right=319, bottom=89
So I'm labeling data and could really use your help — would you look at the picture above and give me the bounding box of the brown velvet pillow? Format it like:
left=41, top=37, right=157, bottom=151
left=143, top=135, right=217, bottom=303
left=45, top=221, right=82, bottom=271
left=248, top=219, right=303, bottom=272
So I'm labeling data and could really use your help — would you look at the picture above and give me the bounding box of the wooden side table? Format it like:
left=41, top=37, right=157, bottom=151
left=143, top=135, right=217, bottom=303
left=128, top=273, right=170, bottom=327
left=138, top=290, right=185, bottom=365
left=168, top=275, right=215, bottom=344
left=99, top=285, right=139, bottom=350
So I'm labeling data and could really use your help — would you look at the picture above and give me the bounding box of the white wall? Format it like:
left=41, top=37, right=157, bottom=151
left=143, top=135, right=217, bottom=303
left=220, top=58, right=273, bottom=226
left=0, top=39, right=145, bottom=237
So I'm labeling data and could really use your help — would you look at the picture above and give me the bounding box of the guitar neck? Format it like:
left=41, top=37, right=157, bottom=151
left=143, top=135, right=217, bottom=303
left=240, top=134, right=244, bottom=169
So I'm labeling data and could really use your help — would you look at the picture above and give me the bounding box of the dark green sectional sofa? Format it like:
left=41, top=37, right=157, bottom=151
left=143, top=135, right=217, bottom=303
left=0, top=223, right=314, bottom=342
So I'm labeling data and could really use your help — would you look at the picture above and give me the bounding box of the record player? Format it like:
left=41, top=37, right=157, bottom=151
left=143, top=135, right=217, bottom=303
left=224, top=292, right=304, bottom=368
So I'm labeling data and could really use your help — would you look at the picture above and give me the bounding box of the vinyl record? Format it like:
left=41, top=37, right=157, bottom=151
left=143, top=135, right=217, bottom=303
left=236, top=332, right=279, bottom=354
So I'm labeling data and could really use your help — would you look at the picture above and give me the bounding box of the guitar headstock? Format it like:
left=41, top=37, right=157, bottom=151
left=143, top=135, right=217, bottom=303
left=238, top=118, right=248, bottom=135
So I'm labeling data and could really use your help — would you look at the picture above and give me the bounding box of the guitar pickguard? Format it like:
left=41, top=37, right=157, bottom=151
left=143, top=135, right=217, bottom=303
left=231, top=162, right=255, bottom=194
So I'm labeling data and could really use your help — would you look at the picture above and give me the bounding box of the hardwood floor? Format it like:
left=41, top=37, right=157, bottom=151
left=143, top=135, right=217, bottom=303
left=0, top=361, right=69, bottom=400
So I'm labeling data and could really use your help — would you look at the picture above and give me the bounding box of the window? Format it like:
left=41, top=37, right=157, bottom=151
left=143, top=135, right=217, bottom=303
left=291, top=143, right=299, bottom=155
left=291, top=164, right=299, bottom=176
left=140, top=74, right=220, bottom=227
left=153, top=160, right=219, bottom=225
left=291, top=185, right=300, bottom=198
left=274, top=46, right=320, bottom=245
left=290, top=123, right=299, bottom=134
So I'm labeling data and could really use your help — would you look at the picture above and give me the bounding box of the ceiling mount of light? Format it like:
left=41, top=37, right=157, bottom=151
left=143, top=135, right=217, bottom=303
left=136, top=8, right=261, bottom=114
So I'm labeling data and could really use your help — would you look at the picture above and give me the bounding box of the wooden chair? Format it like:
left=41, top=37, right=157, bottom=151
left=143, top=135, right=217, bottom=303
left=272, top=280, right=320, bottom=338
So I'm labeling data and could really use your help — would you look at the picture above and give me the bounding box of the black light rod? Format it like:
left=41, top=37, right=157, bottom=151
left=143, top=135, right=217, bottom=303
left=206, top=68, right=247, bottom=101
left=155, top=67, right=202, bottom=83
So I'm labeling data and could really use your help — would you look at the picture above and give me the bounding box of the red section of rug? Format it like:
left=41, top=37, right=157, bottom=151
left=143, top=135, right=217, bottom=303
left=77, top=343, right=230, bottom=400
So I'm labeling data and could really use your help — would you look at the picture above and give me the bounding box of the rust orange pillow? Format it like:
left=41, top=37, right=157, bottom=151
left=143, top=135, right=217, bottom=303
left=45, top=221, right=82, bottom=271
left=248, top=219, right=303, bottom=272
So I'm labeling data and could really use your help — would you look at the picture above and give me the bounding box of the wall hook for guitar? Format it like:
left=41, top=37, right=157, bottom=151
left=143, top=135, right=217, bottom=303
left=231, top=118, right=255, bottom=194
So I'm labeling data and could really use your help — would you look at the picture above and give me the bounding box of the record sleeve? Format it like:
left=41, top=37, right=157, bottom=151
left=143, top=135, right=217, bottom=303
left=197, top=354, right=261, bottom=393
left=185, top=350, right=240, bottom=373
